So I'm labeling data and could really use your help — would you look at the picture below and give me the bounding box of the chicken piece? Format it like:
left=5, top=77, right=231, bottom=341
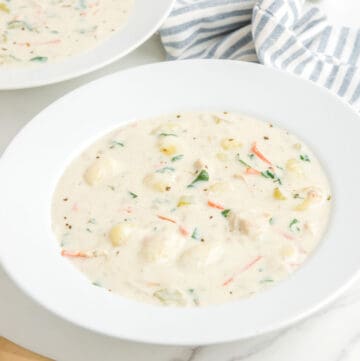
left=295, top=186, right=324, bottom=211
left=228, top=210, right=270, bottom=240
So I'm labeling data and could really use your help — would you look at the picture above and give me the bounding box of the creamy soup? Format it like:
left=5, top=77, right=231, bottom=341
left=0, top=0, right=133, bottom=66
left=52, top=112, right=331, bottom=307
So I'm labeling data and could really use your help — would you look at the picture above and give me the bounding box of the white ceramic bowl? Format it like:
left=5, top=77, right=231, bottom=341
left=0, top=0, right=174, bottom=89
left=1, top=60, right=360, bottom=345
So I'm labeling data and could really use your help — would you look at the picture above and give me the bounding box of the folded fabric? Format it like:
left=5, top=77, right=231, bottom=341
left=160, top=0, right=360, bottom=112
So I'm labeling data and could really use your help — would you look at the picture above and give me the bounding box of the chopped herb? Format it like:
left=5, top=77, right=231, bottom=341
left=171, top=154, right=184, bottom=162
left=187, top=169, right=209, bottom=188
left=300, top=154, right=310, bottom=162
left=187, top=288, right=200, bottom=306
left=263, top=136, right=269, bottom=140
left=156, top=166, right=175, bottom=173
left=191, top=228, right=200, bottom=240
left=327, top=195, right=332, bottom=201
left=237, top=154, right=252, bottom=168
left=86, top=228, right=92, bottom=233
left=248, top=153, right=255, bottom=160
left=129, top=191, right=138, bottom=198
left=159, top=133, right=178, bottom=137
left=30, top=56, right=48, bottom=63
left=293, top=193, right=304, bottom=199
left=109, top=140, right=124, bottom=149
left=269, top=217, right=274, bottom=225
left=7, top=20, right=34, bottom=31
left=221, top=209, right=231, bottom=218
left=261, top=170, right=274, bottom=179
left=289, top=218, right=300, bottom=232
left=276, top=165, right=284, bottom=171
left=88, top=218, right=96, bottom=224
left=260, top=278, right=274, bottom=284
left=107, top=185, right=115, bottom=191
left=92, top=281, right=101, bottom=287
left=78, top=0, right=87, bottom=9
left=261, top=170, right=282, bottom=184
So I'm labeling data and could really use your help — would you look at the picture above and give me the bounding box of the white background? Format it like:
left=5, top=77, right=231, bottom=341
left=1, top=1, right=360, bottom=360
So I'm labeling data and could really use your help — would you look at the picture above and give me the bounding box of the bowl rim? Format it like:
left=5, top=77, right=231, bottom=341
left=1, top=59, right=360, bottom=345
left=0, top=0, right=175, bottom=90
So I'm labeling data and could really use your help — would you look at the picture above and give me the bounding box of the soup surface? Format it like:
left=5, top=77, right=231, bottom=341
left=52, top=112, right=331, bottom=307
left=0, top=0, right=133, bottom=66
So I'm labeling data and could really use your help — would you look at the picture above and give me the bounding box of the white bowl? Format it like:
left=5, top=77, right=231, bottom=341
left=1, top=60, right=360, bottom=345
left=0, top=0, right=174, bottom=89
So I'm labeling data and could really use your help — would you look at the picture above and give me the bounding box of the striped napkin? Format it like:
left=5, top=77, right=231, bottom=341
left=160, top=0, right=360, bottom=111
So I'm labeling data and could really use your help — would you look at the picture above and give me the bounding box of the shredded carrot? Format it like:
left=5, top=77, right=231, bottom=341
left=17, top=39, right=61, bottom=46
left=157, top=215, right=177, bottom=224
left=61, top=250, right=88, bottom=258
left=145, top=281, right=161, bottom=287
left=299, top=247, right=308, bottom=255
left=242, top=256, right=262, bottom=272
left=245, top=167, right=261, bottom=175
left=222, top=276, right=234, bottom=286
left=179, top=225, right=189, bottom=236
left=207, top=200, right=225, bottom=210
left=72, top=203, right=79, bottom=212
left=277, top=229, right=296, bottom=241
left=125, top=207, right=133, bottom=214
left=288, top=262, right=301, bottom=267
left=251, top=142, right=272, bottom=166
left=223, top=256, right=262, bottom=286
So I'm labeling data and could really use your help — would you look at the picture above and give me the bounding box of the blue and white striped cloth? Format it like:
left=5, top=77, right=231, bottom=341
left=160, top=0, right=360, bottom=111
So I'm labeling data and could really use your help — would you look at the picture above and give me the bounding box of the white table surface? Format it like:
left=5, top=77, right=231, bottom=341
left=2, top=1, right=360, bottom=360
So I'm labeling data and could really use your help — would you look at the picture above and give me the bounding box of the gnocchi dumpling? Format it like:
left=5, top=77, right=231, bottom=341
left=178, top=242, right=224, bottom=270
left=220, top=138, right=242, bottom=150
left=157, top=136, right=182, bottom=156
left=84, top=156, right=119, bottom=186
left=285, top=158, right=303, bottom=176
left=143, top=172, right=175, bottom=192
left=140, top=229, right=185, bottom=264
left=109, top=223, right=134, bottom=246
